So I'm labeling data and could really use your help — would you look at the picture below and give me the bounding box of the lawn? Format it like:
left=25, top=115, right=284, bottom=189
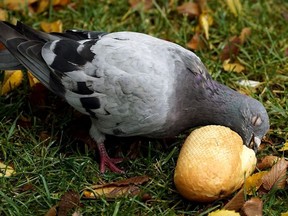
left=0, top=0, right=288, bottom=215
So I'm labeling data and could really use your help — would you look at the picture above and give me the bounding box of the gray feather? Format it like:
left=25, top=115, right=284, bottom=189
left=0, top=21, right=270, bottom=150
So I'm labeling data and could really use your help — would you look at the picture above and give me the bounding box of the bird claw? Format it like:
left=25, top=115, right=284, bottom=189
left=97, top=142, right=124, bottom=173
left=99, top=155, right=124, bottom=173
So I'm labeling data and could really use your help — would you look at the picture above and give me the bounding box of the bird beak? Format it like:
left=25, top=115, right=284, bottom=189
left=248, top=134, right=262, bottom=153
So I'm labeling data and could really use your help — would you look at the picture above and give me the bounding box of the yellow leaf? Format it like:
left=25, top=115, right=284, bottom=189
left=27, top=71, right=40, bottom=87
left=1, top=70, right=23, bottom=95
left=40, top=20, right=63, bottom=33
left=35, top=0, right=49, bottom=13
left=0, top=162, right=15, bottom=177
left=281, top=212, right=288, bottom=216
left=208, top=209, right=240, bottom=216
left=199, top=12, right=213, bottom=39
left=279, top=141, right=288, bottom=151
left=223, top=59, right=245, bottom=73
left=244, top=171, right=268, bottom=195
left=226, top=0, right=242, bottom=17
left=0, top=0, right=37, bottom=11
left=0, top=8, right=8, bottom=21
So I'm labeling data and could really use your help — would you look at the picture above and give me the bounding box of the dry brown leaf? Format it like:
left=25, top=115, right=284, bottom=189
left=220, top=36, right=241, bottom=62
left=223, top=59, right=245, bottom=73
left=177, top=2, right=200, bottom=18
left=208, top=209, right=240, bottom=216
left=186, top=32, right=206, bottom=50
left=262, top=157, right=288, bottom=191
left=242, top=197, right=263, bottom=216
left=84, top=185, right=140, bottom=199
left=244, top=171, right=267, bottom=195
left=1, top=70, right=23, bottom=95
left=44, top=206, right=57, bottom=216
left=83, top=175, right=149, bottom=199
left=224, top=188, right=245, bottom=211
left=278, top=141, right=288, bottom=151
left=199, top=12, right=213, bottom=39
left=40, top=20, right=63, bottom=33
left=129, top=0, right=153, bottom=10
left=0, top=162, right=15, bottom=177
left=257, top=155, right=281, bottom=170
left=0, top=0, right=37, bottom=11
left=58, top=190, right=80, bottom=216
left=226, top=0, right=242, bottom=17
left=239, top=27, right=252, bottom=44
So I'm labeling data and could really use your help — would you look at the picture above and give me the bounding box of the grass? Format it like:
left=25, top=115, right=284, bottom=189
left=0, top=0, right=288, bottom=215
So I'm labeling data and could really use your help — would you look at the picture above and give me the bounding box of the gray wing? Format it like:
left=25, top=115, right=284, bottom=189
left=42, top=32, right=178, bottom=137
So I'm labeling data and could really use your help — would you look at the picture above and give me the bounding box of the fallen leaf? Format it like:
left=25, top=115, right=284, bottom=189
left=27, top=71, right=40, bottom=87
left=71, top=211, right=82, bottom=216
left=0, top=161, right=15, bottom=177
left=58, top=190, right=80, bottom=216
left=32, top=0, right=49, bottom=13
left=44, top=205, right=57, bottom=216
left=278, top=141, right=288, bottom=151
left=226, top=0, right=242, bottom=17
left=0, top=8, right=8, bottom=21
left=187, top=32, right=206, bottom=50
left=242, top=197, right=263, bottom=216
left=223, top=59, right=245, bottom=73
left=208, top=209, right=240, bottom=216
left=83, top=185, right=140, bottom=199
left=220, top=36, right=241, bottom=62
left=257, top=155, right=281, bottom=170
left=224, top=188, right=245, bottom=211
left=199, top=12, right=213, bottom=39
left=53, top=0, right=71, bottom=6
left=0, top=0, right=37, bottom=11
left=236, top=80, right=261, bottom=88
left=40, top=20, right=63, bottom=33
left=239, top=27, right=252, bottom=44
left=244, top=171, right=267, bottom=195
left=262, top=157, right=288, bottom=191
left=1, top=70, right=23, bottom=95
left=177, top=2, right=200, bottom=18
left=129, top=0, right=153, bottom=10
left=83, top=175, right=149, bottom=199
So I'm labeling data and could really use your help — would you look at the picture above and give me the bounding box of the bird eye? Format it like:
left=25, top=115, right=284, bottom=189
left=252, top=115, right=262, bottom=126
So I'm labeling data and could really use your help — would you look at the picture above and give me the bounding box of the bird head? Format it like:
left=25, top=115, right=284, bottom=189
left=237, top=97, right=270, bottom=151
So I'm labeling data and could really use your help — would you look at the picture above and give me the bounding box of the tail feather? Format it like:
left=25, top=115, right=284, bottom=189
left=0, top=21, right=64, bottom=95
left=0, top=48, right=25, bottom=70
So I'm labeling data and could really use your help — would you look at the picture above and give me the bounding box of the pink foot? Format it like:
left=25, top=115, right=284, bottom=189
left=97, top=142, right=124, bottom=173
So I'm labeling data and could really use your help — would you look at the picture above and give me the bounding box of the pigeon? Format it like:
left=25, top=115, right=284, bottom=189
left=0, top=21, right=269, bottom=173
